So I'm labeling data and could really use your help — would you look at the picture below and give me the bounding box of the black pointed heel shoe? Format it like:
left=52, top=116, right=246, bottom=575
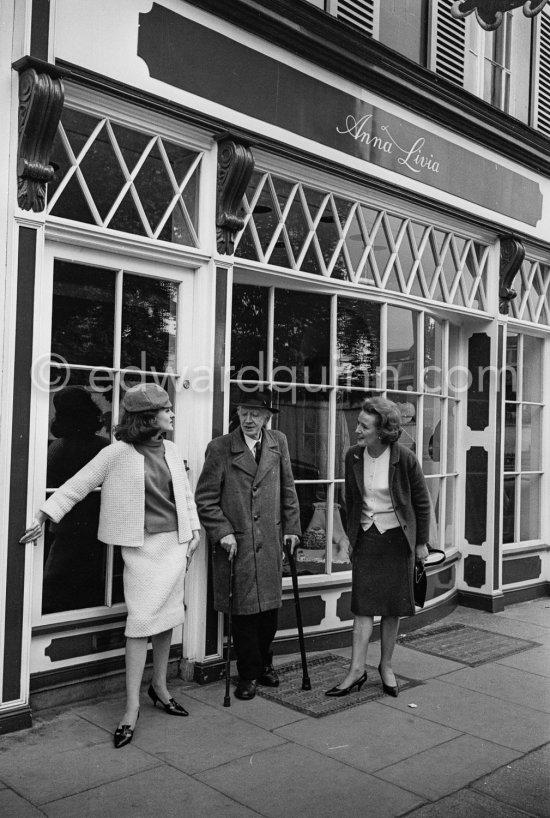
left=148, top=684, right=189, bottom=716
left=378, top=664, right=399, bottom=697
left=325, top=671, right=367, bottom=697
left=114, top=712, right=139, bottom=748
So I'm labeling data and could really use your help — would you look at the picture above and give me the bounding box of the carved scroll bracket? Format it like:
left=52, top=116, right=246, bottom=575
left=215, top=132, right=255, bottom=255
left=12, top=57, right=68, bottom=213
left=499, top=235, right=525, bottom=314
left=451, top=0, right=548, bottom=31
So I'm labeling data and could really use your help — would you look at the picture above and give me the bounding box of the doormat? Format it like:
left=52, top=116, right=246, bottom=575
left=398, top=623, right=541, bottom=667
left=255, top=653, right=421, bottom=718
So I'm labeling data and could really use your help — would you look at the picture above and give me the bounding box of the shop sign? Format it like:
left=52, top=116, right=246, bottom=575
left=451, top=0, right=549, bottom=32
left=138, top=4, right=542, bottom=226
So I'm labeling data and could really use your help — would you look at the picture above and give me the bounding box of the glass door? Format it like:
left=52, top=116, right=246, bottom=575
left=30, top=244, right=195, bottom=633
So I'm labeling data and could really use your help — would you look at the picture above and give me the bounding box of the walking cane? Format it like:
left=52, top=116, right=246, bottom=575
left=284, top=538, right=312, bottom=690
left=223, top=555, right=235, bottom=707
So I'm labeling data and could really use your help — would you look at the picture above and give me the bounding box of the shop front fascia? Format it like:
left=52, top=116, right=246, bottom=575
left=1, top=0, right=549, bottom=731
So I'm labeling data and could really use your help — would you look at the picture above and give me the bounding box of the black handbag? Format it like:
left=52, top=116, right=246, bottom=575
left=414, top=549, right=446, bottom=608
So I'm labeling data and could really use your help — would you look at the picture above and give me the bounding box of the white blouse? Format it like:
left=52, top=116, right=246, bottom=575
left=360, top=446, right=400, bottom=533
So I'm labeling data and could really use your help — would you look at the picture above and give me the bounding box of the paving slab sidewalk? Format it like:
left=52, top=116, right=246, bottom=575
left=0, top=599, right=548, bottom=818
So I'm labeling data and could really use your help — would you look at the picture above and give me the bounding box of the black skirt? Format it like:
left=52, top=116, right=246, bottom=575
left=351, top=525, right=414, bottom=617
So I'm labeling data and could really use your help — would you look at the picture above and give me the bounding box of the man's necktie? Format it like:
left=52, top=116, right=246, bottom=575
left=254, top=441, right=261, bottom=464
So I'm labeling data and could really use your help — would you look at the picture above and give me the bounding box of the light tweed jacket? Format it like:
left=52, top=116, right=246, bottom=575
left=41, top=440, right=199, bottom=547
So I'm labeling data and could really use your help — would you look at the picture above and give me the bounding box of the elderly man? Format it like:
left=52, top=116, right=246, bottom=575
left=195, top=386, right=301, bottom=700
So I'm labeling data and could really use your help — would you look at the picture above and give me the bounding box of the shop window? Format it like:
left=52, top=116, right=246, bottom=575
left=503, top=333, right=544, bottom=545
left=41, top=257, right=185, bottom=616
left=47, top=109, right=202, bottom=246
left=235, top=170, right=488, bottom=310
left=230, top=281, right=460, bottom=577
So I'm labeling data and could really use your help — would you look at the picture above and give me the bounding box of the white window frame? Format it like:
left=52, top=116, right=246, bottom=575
left=29, top=241, right=198, bottom=632
left=501, top=328, right=547, bottom=552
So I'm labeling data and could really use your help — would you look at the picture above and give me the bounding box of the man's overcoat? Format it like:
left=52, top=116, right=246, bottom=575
left=195, top=428, right=301, bottom=615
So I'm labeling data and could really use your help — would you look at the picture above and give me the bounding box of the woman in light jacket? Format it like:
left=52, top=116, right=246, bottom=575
left=21, top=384, right=200, bottom=748
left=325, top=396, right=431, bottom=699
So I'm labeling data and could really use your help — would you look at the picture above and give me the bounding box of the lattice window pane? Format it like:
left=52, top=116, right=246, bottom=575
left=235, top=170, right=489, bottom=309
left=48, top=110, right=202, bottom=246
left=511, top=259, right=550, bottom=325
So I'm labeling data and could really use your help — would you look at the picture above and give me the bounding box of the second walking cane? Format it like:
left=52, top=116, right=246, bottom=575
left=284, top=538, right=312, bottom=690
left=223, top=556, right=235, bottom=707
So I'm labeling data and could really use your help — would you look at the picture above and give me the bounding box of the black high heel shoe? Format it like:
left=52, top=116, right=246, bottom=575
left=114, top=712, right=139, bottom=749
left=148, top=684, right=189, bottom=716
left=325, top=671, right=367, bottom=697
left=378, top=664, right=399, bottom=697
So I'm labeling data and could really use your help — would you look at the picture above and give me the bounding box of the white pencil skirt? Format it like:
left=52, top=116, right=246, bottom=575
left=121, top=531, right=188, bottom=638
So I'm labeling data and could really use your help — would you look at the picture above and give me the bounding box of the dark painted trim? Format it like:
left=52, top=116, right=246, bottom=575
left=0, top=706, right=33, bottom=736
left=184, top=0, right=550, bottom=178
left=29, top=0, right=50, bottom=62
left=29, top=645, right=181, bottom=694
left=201, top=266, right=231, bottom=662
left=193, top=595, right=457, bottom=683
left=458, top=590, right=506, bottom=612
left=494, top=324, right=504, bottom=591
left=3, top=227, right=37, bottom=702
left=56, top=65, right=549, bottom=253
left=12, top=56, right=70, bottom=80
left=212, top=267, right=228, bottom=440
left=503, top=582, right=550, bottom=605
left=32, top=612, right=126, bottom=636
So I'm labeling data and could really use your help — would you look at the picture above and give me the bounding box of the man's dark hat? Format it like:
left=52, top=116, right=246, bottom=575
left=235, top=385, right=279, bottom=413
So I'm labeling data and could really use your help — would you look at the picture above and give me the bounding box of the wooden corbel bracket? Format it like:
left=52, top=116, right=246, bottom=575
left=12, top=57, right=68, bottom=212
left=499, top=236, right=525, bottom=314
left=215, top=132, right=255, bottom=255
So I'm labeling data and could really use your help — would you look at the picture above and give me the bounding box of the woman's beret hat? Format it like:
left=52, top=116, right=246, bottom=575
left=121, top=383, right=172, bottom=413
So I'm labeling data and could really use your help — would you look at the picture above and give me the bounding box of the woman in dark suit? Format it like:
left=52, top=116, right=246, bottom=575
left=326, top=396, right=431, bottom=698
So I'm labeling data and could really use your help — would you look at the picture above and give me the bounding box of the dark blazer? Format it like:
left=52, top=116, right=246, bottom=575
left=345, top=442, right=431, bottom=553
left=195, top=428, right=301, bottom=615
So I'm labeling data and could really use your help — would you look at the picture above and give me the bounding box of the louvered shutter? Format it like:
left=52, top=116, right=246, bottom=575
left=335, top=0, right=378, bottom=38
left=535, top=11, right=550, bottom=136
left=430, top=0, right=466, bottom=86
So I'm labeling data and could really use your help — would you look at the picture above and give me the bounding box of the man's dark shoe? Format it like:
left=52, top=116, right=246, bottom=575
left=258, top=664, right=280, bottom=687
left=235, top=679, right=257, bottom=700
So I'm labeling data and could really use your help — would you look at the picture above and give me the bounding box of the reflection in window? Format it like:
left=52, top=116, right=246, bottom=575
left=231, top=283, right=269, bottom=376
left=503, top=332, right=543, bottom=544
left=43, top=382, right=110, bottom=614
left=387, top=306, right=417, bottom=391
left=335, top=391, right=364, bottom=479
left=422, top=396, right=442, bottom=475
left=121, top=275, right=177, bottom=372
left=388, top=392, right=417, bottom=453
left=424, top=317, right=442, bottom=392
left=273, top=289, right=330, bottom=383
left=273, top=389, right=330, bottom=480
left=52, top=261, right=116, bottom=367
left=336, top=298, right=381, bottom=388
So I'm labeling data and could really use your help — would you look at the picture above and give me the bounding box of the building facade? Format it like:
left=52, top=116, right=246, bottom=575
left=1, top=0, right=549, bottom=733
